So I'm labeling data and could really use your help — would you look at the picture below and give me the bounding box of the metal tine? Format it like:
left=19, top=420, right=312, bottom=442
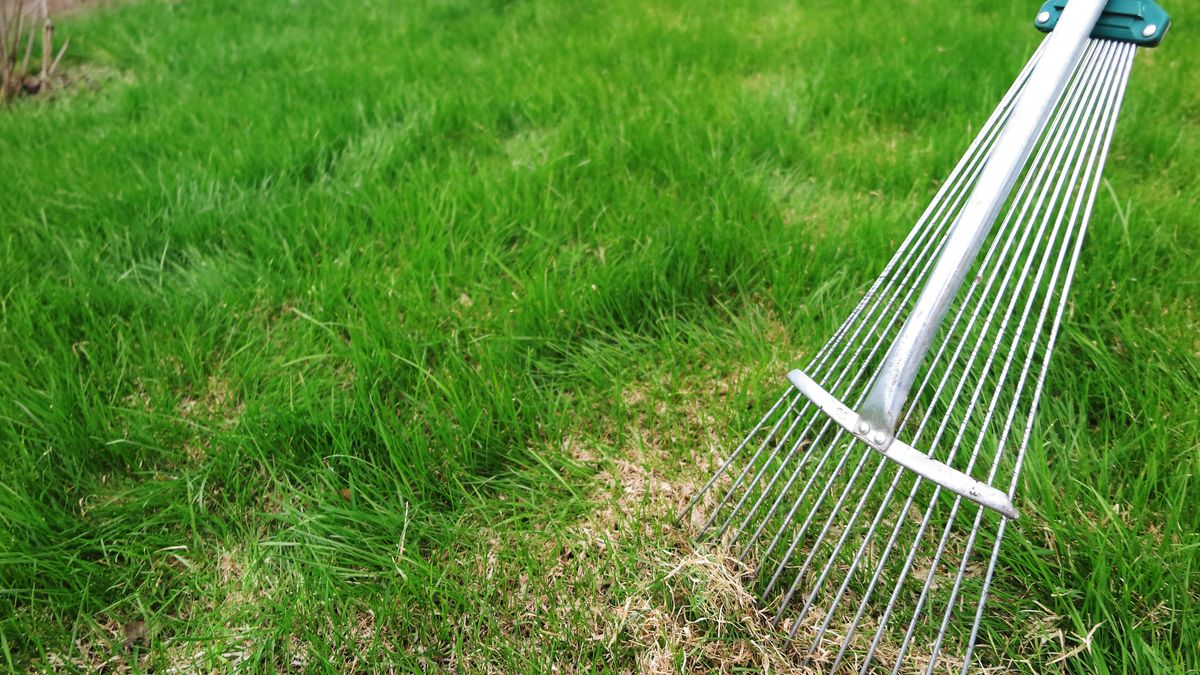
left=923, top=42, right=1137, bottom=673
left=753, top=200, right=1017, bottom=588
left=885, top=40, right=1127, bottom=671
left=851, top=0, right=1106, bottom=446
left=780, top=274, right=1014, bottom=640
left=849, top=42, right=1118, bottom=667
left=745, top=58, right=1095, bottom=597
left=686, top=183, right=957, bottom=526
left=710, top=396, right=814, bottom=539
left=770, top=125, right=1102, bottom=626
left=811, top=60, right=1116, bottom=669
left=709, top=178, right=964, bottom=544
left=729, top=252, right=945, bottom=562
left=692, top=277, right=927, bottom=532
left=774, top=450, right=882, bottom=631
left=726, top=39, right=1059, bottom=560
left=873, top=42, right=1123, bottom=667
left=770, top=290, right=1061, bottom=621
left=904, top=39, right=1115, bottom=483
left=699, top=390, right=807, bottom=532
left=959, top=43, right=1137, bottom=674
left=719, top=49, right=1049, bottom=551
left=804, top=262, right=1045, bottom=660
left=906, top=41, right=1128, bottom=663
left=709, top=130, right=1005, bottom=540
left=736, top=110, right=1033, bottom=566
left=684, top=38, right=1052, bottom=532
left=868, top=42, right=1118, bottom=667
left=685, top=1, right=1150, bottom=664
left=792, top=40, right=1119, bottom=667
left=754, top=36, right=1112, bottom=663
left=752, top=193, right=998, bottom=597
left=683, top=389, right=792, bottom=519
left=724, top=249, right=959, bottom=550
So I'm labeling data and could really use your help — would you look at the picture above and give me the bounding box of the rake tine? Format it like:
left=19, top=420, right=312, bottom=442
left=958, top=44, right=1138, bottom=674
left=683, top=145, right=977, bottom=526
left=777, top=442, right=885, bottom=634
left=733, top=159, right=983, bottom=556
left=763, top=84, right=1076, bottom=616
left=759, top=424, right=860, bottom=600
left=815, top=42, right=1118, bottom=671
left=689, top=0, right=1167, bottom=667
left=923, top=42, right=1137, bottom=674
left=742, top=202, right=978, bottom=562
left=780, top=145, right=1063, bottom=629
left=723, top=194, right=974, bottom=544
left=805, top=63, right=1095, bottom=651
left=690, top=38, right=1050, bottom=541
left=679, top=388, right=790, bottom=520
left=729, top=51, right=1046, bottom=558
left=746, top=165, right=1006, bottom=571
left=886, top=40, right=1128, bottom=670
left=700, top=390, right=806, bottom=532
left=709, top=393, right=816, bottom=539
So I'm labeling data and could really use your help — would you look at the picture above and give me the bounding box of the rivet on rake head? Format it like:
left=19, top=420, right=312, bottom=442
left=857, top=421, right=870, bottom=435
left=1036, top=11, right=1051, bottom=23
left=1142, top=24, right=1157, bottom=37
left=871, top=431, right=887, bottom=446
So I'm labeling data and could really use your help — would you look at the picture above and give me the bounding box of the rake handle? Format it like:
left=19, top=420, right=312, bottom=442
left=856, top=0, right=1109, bottom=440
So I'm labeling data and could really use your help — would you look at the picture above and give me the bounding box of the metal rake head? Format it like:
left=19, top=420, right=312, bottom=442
left=682, top=2, right=1157, bottom=670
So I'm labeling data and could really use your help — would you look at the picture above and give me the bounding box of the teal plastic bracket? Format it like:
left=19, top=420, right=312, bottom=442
left=1035, top=0, right=1171, bottom=46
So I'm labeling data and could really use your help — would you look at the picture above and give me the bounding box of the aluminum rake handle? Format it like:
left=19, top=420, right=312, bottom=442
left=856, top=0, right=1108, bottom=441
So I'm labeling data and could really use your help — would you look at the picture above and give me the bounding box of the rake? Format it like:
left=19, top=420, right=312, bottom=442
left=683, top=0, right=1170, bottom=671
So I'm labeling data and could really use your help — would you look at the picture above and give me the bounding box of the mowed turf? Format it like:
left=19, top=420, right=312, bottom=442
left=0, top=0, right=1196, bottom=671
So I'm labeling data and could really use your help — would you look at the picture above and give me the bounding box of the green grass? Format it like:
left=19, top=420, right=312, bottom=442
left=0, top=0, right=1196, bottom=671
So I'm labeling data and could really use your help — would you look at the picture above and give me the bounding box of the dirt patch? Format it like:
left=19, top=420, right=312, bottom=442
left=595, top=363, right=988, bottom=674
left=476, top=438, right=806, bottom=672
left=178, top=374, right=245, bottom=459
left=177, top=374, right=245, bottom=427
left=614, top=547, right=803, bottom=674
left=43, top=614, right=158, bottom=673
left=553, top=365, right=817, bottom=672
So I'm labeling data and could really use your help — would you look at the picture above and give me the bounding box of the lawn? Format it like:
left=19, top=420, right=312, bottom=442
left=0, top=0, right=1196, bottom=672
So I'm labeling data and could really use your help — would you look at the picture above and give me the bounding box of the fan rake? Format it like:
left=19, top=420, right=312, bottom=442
left=683, top=0, right=1169, bottom=671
